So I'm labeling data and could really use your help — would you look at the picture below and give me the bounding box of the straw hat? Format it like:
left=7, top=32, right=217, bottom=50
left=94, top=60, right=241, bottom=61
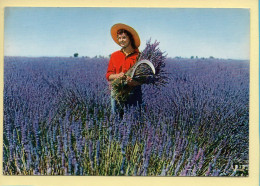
left=111, top=23, right=140, bottom=48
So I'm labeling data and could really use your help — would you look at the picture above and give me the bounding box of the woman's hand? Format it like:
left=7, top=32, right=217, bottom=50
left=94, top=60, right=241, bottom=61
left=108, top=72, right=125, bottom=81
left=116, top=72, right=125, bottom=79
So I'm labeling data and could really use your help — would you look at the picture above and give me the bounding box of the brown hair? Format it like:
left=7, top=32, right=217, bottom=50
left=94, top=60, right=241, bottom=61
left=117, top=29, right=137, bottom=49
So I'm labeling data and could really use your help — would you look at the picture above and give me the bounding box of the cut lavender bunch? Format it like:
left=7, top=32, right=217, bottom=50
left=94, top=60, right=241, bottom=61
left=111, top=39, right=168, bottom=103
left=137, top=38, right=168, bottom=86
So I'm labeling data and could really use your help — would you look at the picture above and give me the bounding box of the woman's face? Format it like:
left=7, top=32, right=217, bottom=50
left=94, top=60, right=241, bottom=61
left=117, top=33, right=131, bottom=49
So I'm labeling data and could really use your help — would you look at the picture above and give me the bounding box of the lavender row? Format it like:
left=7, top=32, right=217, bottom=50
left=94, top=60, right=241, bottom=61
left=3, top=56, right=249, bottom=176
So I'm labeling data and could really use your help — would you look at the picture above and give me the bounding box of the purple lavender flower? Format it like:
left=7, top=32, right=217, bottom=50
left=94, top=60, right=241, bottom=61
left=195, top=148, right=202, bottom=161
left=96, top=140, right=100, bottom=166
left=223, top=155, right=231, bottom=174
left=63, top=133, right=68, bottom=153
left=120, top=156, right=126, bottom=175
left=73, top=156, right=78, bottom=175
left=62, top=152, right=65, bottom=168
left=68, top=153, right=72, bottom=175
left=88, top=140, right=94, bottom=170
left=160, top=164, right=166, bottom=176
left=192, top=164, right=198, bottom=176
left=12, top=129, right=17, bottom=149
left=108, top=126, right=113, bottom=145
left=212, top=169, right=220, bottom=176
left=57, top=136, right=62, bottom=158
left=165, top=151, right=177, bottom=175
left=174, top=151, right=186, bottom=176
left=134, top=164, right=138, bottom=176
left=198, top=150, right=204, bottom=170
left=21, top=119, right=27, bottom=145
left=205, top=162, right=212, bottom=176
left=212, top=147, right=222, bottom=168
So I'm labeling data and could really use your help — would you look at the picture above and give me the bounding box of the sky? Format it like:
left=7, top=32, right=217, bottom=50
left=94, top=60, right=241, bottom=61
left=4, top=7, right=250, bottom=59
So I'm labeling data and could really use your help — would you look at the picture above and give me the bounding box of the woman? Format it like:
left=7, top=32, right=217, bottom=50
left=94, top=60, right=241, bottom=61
left=106, top=23, right=142, bottom=115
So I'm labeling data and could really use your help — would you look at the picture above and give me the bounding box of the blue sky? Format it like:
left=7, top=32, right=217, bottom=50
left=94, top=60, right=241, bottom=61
left=4, top=7, right=250, bottom=59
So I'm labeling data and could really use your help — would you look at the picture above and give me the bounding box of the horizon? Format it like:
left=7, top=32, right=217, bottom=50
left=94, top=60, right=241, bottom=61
left=3, top=55, right=250, bottom=61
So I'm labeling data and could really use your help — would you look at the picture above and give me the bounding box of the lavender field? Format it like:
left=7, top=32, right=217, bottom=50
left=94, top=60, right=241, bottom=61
left=3, top=56, right=249, bottom=176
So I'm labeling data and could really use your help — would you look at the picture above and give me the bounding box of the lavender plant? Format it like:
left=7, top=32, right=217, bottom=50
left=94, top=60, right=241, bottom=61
left=3, top=56, right=249, bottom=176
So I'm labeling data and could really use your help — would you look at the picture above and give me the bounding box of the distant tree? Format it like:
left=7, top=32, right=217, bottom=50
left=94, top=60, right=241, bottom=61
left=196, top=56, right=198, bottom=59
left=74, top=53, right=79, bottom=57
left=190, top=56, right=194, bottom=59
left=209, top=56, right=214, bottom=59
left=98, top=55, right=106, bottom=58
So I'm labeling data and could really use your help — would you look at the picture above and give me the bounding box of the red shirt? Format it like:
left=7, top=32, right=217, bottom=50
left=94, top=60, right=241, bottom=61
left=106, top=49, right=140, bottom=81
